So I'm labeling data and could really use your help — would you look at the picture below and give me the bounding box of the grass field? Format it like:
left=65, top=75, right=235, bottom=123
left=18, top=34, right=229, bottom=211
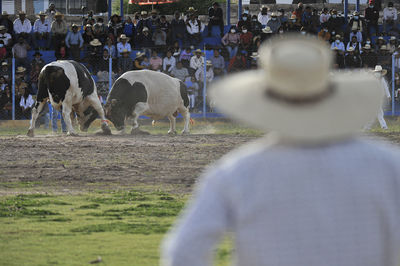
left=0, top=117, right=399, bottom=266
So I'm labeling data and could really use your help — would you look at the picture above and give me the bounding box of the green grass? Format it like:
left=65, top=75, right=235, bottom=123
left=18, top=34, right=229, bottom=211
left=0, top=189, right=232, bottom=266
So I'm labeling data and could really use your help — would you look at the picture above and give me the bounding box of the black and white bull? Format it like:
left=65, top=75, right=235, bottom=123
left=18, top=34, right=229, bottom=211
left=27, top=60, right=111, bottom=136
left=104, top=70, right=190, bottom=135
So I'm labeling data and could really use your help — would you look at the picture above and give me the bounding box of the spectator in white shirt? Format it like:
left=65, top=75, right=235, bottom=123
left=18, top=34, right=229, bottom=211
left=186, top=14, right=205, bottom=48
left=116, top=34, right=131, bottom=57
left=258, top=6, right=270, bottom=26
left=383, top=2, right=397, bottom=32
left=13, top=11, right=32, bottom=43
left=319, top=8, right=330, bottom=27
left=19, top=88, right=34, bottom=119
left=33, top=11, right=51, bottom=50
left=163, top=50, right=176, bottom=73
left=0, top=25, right=12, bottom=46
left=331, top=34, right=345, bottom=52
left=190, top=49, right=204, bottom=74
left=195, top=60, right=214, bottom=84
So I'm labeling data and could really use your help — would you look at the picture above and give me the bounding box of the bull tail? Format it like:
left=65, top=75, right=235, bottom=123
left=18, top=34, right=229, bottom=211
left=179, top=81, right=190, bottom=108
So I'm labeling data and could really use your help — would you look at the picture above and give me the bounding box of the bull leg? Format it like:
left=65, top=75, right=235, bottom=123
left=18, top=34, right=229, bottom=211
left=131, top=102, right=150, bottom=135
left=27, top=102, right=46, bottom=137
left=178, top=106, right=191, bottom=134
left=87, top=96, right=111, bottom=135
left=167, top=114, right=177, bottom=135
left=62, top=105, right=77, bottom=136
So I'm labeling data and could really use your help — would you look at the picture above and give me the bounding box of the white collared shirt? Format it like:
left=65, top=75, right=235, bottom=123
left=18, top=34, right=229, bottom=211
left=163, top=56, right=176, bottom=72
left=186, top=20, right=205, bottom=35
left=258, top=12, right=270, bottom=26
left=13, top=18, right=32, bottom=34
left=190, top=56, right=204, bottom=70
left=33, top=18, right=51, bottom=33
left=19, top=94, right=34, bottom=109
left=383, top=7, right=397, bottom=21
left=0, top=32, right=12, bottom=45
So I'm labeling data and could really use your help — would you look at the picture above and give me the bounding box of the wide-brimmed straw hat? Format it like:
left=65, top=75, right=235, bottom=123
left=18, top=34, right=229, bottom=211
left=2, top=11, right=8, bottom=16
left=262, top=26, right=272, bottom=33
left=194, top=49, right=204, bottom=55
left=90, top=39, right=102, bottom=46
left=206, top=60, right=213, bottom=66
left=136, top=51, right=145, bottom=57
left=54, top=12, right=64, bottom=18
left=18, top=11, right=26, bottom=15
left=16, top=66, right=26, bottom=73
left=210, top=35, right=383, bottom=142
left=363, top=44, right=371, bottom=49
left=0, top=25, right=6, bottom=31
left=119, top=34, right=129, bottom=41
left=37, top=11, right=47, bottom=17
left=374, top=65, right=387, bottom=76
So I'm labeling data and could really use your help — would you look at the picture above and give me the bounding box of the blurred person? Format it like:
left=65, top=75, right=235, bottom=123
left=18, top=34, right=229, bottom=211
left=344, top=47, right=362, bottom=68
left=31, top=51, right=45, bottom=70
left=51, top=12, right=67, bottom=50
left=195, top=60, right=214, bottom=84
left=377, top=45, right=391, bottom=69
left=292, top=2, right=304, bottom=20
left=149, top=9, right=160, bottom=32
left=108, top=14, right=123, bottom=41
left=327, top=10, right=344, bottom=36
left=171, top=11, right=187, bottom=47
left=222, top=26, right=240, bottom=59
left=33, top=11, right=51, bottom=50
left=93, top=19, right=108, bottom=45
left=12, top=37, right=30, bottom=69
left=51, top=106, right=67, bottom=134
left=278, top=9, right=288, bottom=30
left=104, top=37, right=117, bottom=59
left=237, top=14, right=251, bottom=34
left=87, top=39, right=103, bottom=73
left=0, top=76, right=8, bottom=91
left=141, top=56, right=150, bottom=69
left=171, top=61, right=189, bottom=81
left=349, top=25, right=363, bottom=44
left=258, top=6, right=270, bottom=27
left=137, top=27, right=153, bottom=54
left=361, top=44, right=378, bottom=68
left=250, top=15, right=262, bottom=36
left=136, top=11, right=152, bottom=35
left=227, top=51, right=247, bottom=73
left=0, top=11, right=13, bottom=35
left=375, top=36, right=386, bottom=52
left=0, top=25, right=12, bottom=47
left=365, top=1, right=380, bottom=37
left=117, top=34, right=132, bottom=57
left=190, top=49, right=204, bottom=74
left=19, top=87, right=34, bottom=119
left=82, top=24, right=95, bottom=47
left=346, top=35, right=362, bottom=55
left=97, top=49, right=113, bottom=73
left=0, top=85, right=11, bottom=119
left=267, top=13, right=281, bottom=33
left=387, top=36, right=397, bottom=53
left=0, top=40, right=6, bottom=60
left=13, top=11, right=32, bottom=43
left=185, top=76, right=199, bottom=111
left=287, top=14, right=302, bottom=32
left=333, top=47, right=345, bottom=69
left=240, top=26, right=253, bottom=54
left=163, top=50, right=176, bottom=74
left=123, top=16, right=135, bottom=46
left=150, top=50, right=163, bottom=71
left=383, top=2, right=397, bottom=33
left=331, top=34, right=345, bottom=52
left=301, top=6, right=313, bottom=31
left=317, top=26, right=331, bottom=42
left=45, top=3, right=58, bottom=21
left=208, top=2, right=224, bottom=37
left=55, top=39, right=68, bottom=60
left=118, top=49, right=133, bottom=73
left=348, top=11, right=365, bottom=34
left=210, top=49, right=225, bottom=77
left=161, top=36, right=400, bottom=266
left=65, top=24, right=83, bottom=61
left=260, top=27, right=273, bottom=43
left=319, top=8, right=330, bottom=28
left=0, top=61, right=10, bottom=81
left=179, top=47, right=193, bottom=69
left=186, top=14, right=205, bottom=48
left=152, top=27, right=167, bottom=51
left=133, top=51, right=146, bottom=71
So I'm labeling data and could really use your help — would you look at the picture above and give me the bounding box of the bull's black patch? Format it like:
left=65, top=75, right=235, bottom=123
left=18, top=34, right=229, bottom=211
left=68, top=61, right=95, bottom=98
left=36, top=70, right=49, bottom=106
left=179, top=81, right=189, bottom=108
left=106, top=79, right=148, bottom=129
left=83, top=106, right=99, bottom=130
left=40, top=66, right=70, bottom=104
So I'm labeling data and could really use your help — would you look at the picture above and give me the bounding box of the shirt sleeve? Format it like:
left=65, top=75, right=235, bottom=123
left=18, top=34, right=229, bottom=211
left=78, top=33, right=84, bottom=47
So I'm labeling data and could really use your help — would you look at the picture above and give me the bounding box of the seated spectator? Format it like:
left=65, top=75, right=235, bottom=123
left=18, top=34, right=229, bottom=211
left=0, top=11, right=13, bottom=35
left=345, top=47, right=362, bottom=68
left=141, top=56, right=150, bottom=69
left=117, top=34, right=132, bottom=57
left=152, top=27, right=167, bottom=52
left=179, top=47, right=193, bottom=69
left=190, top=49, right=204, bottom=74
left=98, top=49, right=113, bottom=72
left=12, top=37, right=30, bottom=69
left=0, top=40, right=6, bottom=60
left=346, top=36, right=362, bottom=55
left=93, top=19, right=109, bottom=45
left=123, top=16, right=135, bottom=46
left=327, top=9, right=344, bottom=36
left=210, top=49, right=225, bottom=77
left=237, top=14, right=251, bottom=34
left=258, top=6, right=270, bottom=27
left=31, top=51, right=45, bottom=70
left=377, top=45, right=391, bottom=68
left=136, top=11, right=152, bottom=35
left=13, top=11, right=32, bottom=43
left=250, top=15, right=262, bottom=36
left=14, top=72, right=28, bottom=114
left=278, top=9, right=288, bottom=30
left=158, top=15, right=170, bottom=39
left=387, top=36, right=397, bottom=53
left=51, top=12, right=67, bottom=50
left=133, top=52, right=146, bottom=70
left=330, top=34, right=345, bottom=52
left=45, top=3, right=58, bottom=21
left=186, top=13, right=205, bottom=48
left=55, top=39, right=68, bottom=60
left=87, top=39, right=103, bottom=73
left=222, top=26, right=240, bottom=59
left=149, top=10, right=160, bottom=32
left=171, top=11, right=187, bottom=47
left=30, top=64, right=41, bottom=95
left=118, top=49, right=133, bottom=74
left=195, top=60, right=214, bottom=84
left=184, top=76, right=199, bottom=111
left=361, top=44, right=377, bottom=68
left=149, top=50, right=162, bottom=71
left=163, top=50, right=176, bottom=73
left=320, top=8, right=330, bottom=28
left=208, top=2, right=224, bottom=37
left=375, top=36, right=386, bottom=52
left=333, top=47, right=345, bottom=69
left=0, top=25, right=11, bottom=47
left=364, top=2, right=380, bottom=37
left=170, top=41, right=182, bottom=60
left=228, top=51, right=247, bottom=73
left=349, top=26, right=363, bottom=43
left=65, top=24, right=83, bottom=61
left=0, top=76, right=7, bottom=91
left=0, top=61, right=10, bottom=81
left=82, top=24, right=95, bottom=47
left=260, top=26, right=273, bottom=43
left=240, top=26, right=253, bottom=54
left=287, top=14, right=302, bottom=32
left=104, top=37, right=116, bottom=58
left=383, top=2, right=397, bottom=32
left=137, top=27, right=153, bottom=55
left=171, top=61, right=189, bottom=81
left=108, top=14, right=123, bottom=41
left=267, top=12, right=281, bottom=33
left=0, top=86, right=12, bottom=119
left=318, top=26, right=331, bottom=42
left=33, top=11, right=51, bottom=50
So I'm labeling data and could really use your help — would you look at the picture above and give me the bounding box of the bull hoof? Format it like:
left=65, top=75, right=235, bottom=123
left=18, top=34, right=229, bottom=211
left=131, top=128, right=150, bottom=135
left=101, top=123, right=112, bottom=135
left=27, top=129, right=34, bottom=137
left=181, top=130, right=190, bottom=135
left=168, top=130, right=177, bottom=136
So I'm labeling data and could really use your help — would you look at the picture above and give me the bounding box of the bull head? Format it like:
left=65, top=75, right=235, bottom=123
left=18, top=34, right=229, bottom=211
left=105, top=98, right=125, bottom=131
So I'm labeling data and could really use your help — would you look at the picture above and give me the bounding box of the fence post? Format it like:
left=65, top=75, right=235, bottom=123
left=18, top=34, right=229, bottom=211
left=226, top=0, right=231, bottom=28
left=12, top=56, right=15, bottom=120
left=203, top=49, right=207, bottom=118
left=392, top=53, right=395, bottom=116
left=109, top=56, right=112, bottom=92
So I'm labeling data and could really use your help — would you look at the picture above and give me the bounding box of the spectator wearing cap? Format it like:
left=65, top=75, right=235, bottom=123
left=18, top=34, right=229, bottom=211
left=345, top=47, right=362, bottom=68
left=12, top=37, right=30, bottom=69
left=171, top=11, right=187, bottom=47
left=51, top=12, right=67, bottom=50
left=45, top=3, right=58, bottom=21
left=190, top=49, right=205, bottom=74
left=186, top=13, right=205, bottom=48
left=30, top=51, right=45, bottom=70
left=0, top=25, right=12, bottom=47
left=118, top=49, right=133, bottom=74
left=222, top=26, right=240, bottom=59
left=108, top=14, right=123, bottom=41
left=361, top=44, right=377, bottom=68
left=163, top=50, right=176, bottom=73
left=137, top=27, right=153, bottom=55
left=137, top=11, right=152, bottom=35
left=347, top=35, right=362, bottom=55
left=0, top=11, right=13, bottom=35
left=33, top=11, right=51, bottom=50
left=318, top=26, right=331, bottom=42
left=13, top=11, right=32, bottom=43
left=383, top=2, right=397, bottom=32
left=375, top=36, right=386, bottom=52
left=117, top=34, right=132, bottom=57
left=133, top=51, right=146, bottom=71
left=170, top=61, right=189, bottom=81
left=258, top=6, right=270, bottom=27
left=209, top=49, right=225, bottom=77
left=65, top=24, right=84, bottom=61
left=227, top=51, right=247, bottom=73
left=208, top=2, right=224, bottom=37
left=149, top=50, right=162, bottom=71
left=331, top=35, right=345, bottom=52
left=240, top=26, right=253, bottom=54
left=365, top=1, right=380, bottom=37
left=319, top=8, right=330, bottom=28
left=267, top=13, right=281, bottom=33
left=104, top=37, right=116, bottom=59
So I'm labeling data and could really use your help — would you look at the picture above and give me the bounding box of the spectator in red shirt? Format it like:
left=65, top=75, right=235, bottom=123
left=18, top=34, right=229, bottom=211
left=240, top=26, right=253, bottom=54
left=228, top=51, right=247, bottom=73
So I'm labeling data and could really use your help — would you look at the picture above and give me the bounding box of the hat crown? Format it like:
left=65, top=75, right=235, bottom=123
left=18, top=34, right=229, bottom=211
left=260, top=36, right=332, bottom=98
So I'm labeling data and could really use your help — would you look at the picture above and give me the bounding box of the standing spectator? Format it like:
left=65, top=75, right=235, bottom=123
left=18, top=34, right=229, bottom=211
left=116, top=34, right=132, bottom=57
left=152, top=27, right=167, bottom=52
left=118, top=49, right=133, bottom=74
left=0, top=25, right=11, bottom=49
left=237, top=14, right=251, bottom=34
left=185, top=76, right=199, bottom=111
left=195, top=60, right=214, bottom=84
left=292, top=2, right=304, bottom=21
left=108, top=14, right=123, bottom=42
left=133, top=52, right=146, bottom=70
left=344, top=47, right=362, bottom=68
left=365, top=1, right=380, bottom=37
left=87, top=39, right=103, bottom=73
left=45, top=3, right=58, bottom=21
left=0, top=11, right=13, bottom=35
left=170, top=61, right=189, bottom=81
left=82, top=24, right=95, bottom=47
left=348, top=11, right=365, bottom=34
left=137, top=27, right=153, bottom=55
left=12, top=37, right=30, bottom=69
left=383, top=2, right=397, bottom=33
left=186, top=14, right=205, bottom=48
left=319, top=8, right=330, bottom=28
left=258, top=6, right=270, bottom=27
left=104, top=37, right=116, bottom=59
left=94, top=18, right=108, bottom=43
left=331, top=35, right=345, bottom=52
left=55, top=39, right=68, bottom=60
left=222, top=26, right=240, bottom=59
left=228, top=51, right=247, bottom=73
left=19, top=87, right=34, bottom=119
left=250, top=15, right=263, bottom=36
left=171, top=11, right=187, bottom=47
left=149, top=9, right=160, bottom=32
left=51, top=12, right=67, bottom=50
left=361, top=44, right=377, bottom=68
left=51, top=106, right=67, bottom=134
left=210, top=49, right=225, bottom=77
left=327, top=10, right=344, bottom=36
left=98, top=49, right=112, bottom=72
left=30, top=51, right=45, bottom=70
left=301, top=6, right=313, bottom=31
left=29, top=63, right=40, bottom=95
left=13, top=11, right=32, bottom=43
left=0, top=61, right=10, bottom=81
left=33, top=11, right=51, bottom=50
left=158, top=15, right=170, bottom=39
left=149, top=50, right=162, bottom=71
left=387, top=36, right=397, bottom=53
left=163, top=50, right=176, bottom=74
left=137, top=11, right=152, bottom=35
left=267, top=13, right=281, bottom=33
left=123, top=16, right=135, bottom=46
left=65, top=24, right=84, bottom=62
left=179, top=47, right=193, bottom=69
left=208, top=2, right=224, bottom=37
left=240, top=26, right=253, bottom=54
left=190, top=49, right=204, bottom=74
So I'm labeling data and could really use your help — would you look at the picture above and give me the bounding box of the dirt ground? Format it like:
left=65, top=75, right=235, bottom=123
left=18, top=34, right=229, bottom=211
left=0, top=133, right=257, bottom=195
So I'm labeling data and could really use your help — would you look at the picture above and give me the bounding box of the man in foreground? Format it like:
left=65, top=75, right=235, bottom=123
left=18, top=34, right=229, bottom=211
left=161, top=36, right=400, bottom=266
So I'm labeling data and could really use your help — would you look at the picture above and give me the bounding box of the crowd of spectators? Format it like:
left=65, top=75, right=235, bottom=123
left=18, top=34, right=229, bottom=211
left=1, top=0, right=400, bottom=121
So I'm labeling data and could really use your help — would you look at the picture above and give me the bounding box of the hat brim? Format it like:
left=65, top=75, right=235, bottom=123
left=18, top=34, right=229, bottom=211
left=210, top=70, right=382, bottom=142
